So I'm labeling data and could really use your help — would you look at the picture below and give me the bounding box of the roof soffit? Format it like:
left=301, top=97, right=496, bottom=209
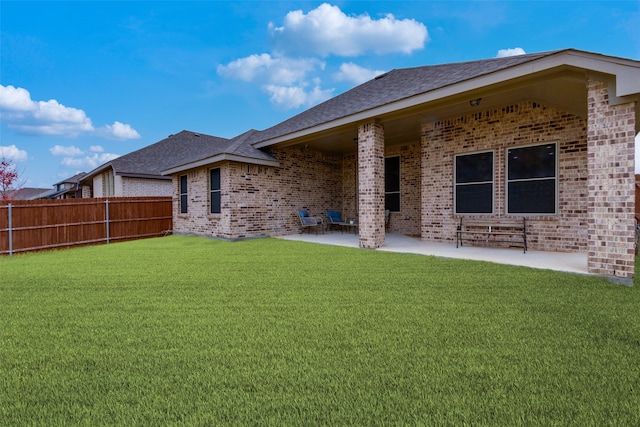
left=253, top=50, right=640, bottom=149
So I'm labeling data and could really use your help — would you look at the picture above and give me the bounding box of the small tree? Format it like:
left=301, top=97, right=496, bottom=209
left=0, top=158, right=20, bottom=200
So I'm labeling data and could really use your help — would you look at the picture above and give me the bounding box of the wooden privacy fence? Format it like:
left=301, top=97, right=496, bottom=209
left=0, top=197, right=172, bottom=255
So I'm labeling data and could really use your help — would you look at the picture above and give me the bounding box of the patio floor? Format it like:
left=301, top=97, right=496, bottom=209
left=277, top=231, right=589, bottom=275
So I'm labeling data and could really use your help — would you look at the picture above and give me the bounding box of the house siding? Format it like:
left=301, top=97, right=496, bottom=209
left=421, top=101, right=589, bottom=252
left=172, top=146, right=342, bottom=239
left=121, top=177, right=172, bottom=197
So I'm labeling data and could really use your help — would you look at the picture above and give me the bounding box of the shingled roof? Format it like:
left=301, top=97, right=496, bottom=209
left=246, top=50, right=563, bottom=146
left=83, top=130, right=270, bottom=180
left=83, top=129, right=279, bottom=179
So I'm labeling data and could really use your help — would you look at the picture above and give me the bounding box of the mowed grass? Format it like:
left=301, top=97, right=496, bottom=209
left=1, top=236, right=639, bottom=426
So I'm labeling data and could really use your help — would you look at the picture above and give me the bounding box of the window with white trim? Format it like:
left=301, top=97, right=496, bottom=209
left=454, top=151, right=494, bottom=214
left=385, top=156, right=400, bottom=212
left=210, top=168, right=221, bottom=214
left=506, top=143, right=557, bottom=215
left=179, top=174, right=188, bottom=214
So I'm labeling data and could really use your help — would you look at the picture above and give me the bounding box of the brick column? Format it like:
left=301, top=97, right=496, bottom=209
left=587, top=80, right=636, bottom=283
left=358, top=121, right=385, bottom=249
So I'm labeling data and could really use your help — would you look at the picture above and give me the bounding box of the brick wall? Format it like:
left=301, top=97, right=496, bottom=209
left=358, top=121, right=385, bottom=249
left=421, top=101, right=588, bottom=252
left=172, top=146, right=342, bottom=239
left=341, top=143, right=421, bottom=236
left=586, top=80, right=636, bottom=280
left=122, top=177, right=172, bottom=197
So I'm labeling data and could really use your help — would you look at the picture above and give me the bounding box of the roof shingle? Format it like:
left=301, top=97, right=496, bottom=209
left=246, top=50, right=562, bottom=145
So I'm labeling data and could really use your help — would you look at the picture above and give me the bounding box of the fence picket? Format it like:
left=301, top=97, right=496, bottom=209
left=0, top=197, right=172, bottom=255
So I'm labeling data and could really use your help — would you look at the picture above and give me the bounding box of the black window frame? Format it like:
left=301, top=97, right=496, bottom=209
left=210, top=168, right=221, bottom=215
left=385, top=156, right=401, bottom=213
left=179, top=174, right=188, bottom=214
left=506, top=143, right=557, bottom=215
left=454, top=150, right=494, bottom=215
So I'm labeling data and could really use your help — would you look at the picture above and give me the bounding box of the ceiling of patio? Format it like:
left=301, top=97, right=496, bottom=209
left=282, top=69, right=589, bottom=155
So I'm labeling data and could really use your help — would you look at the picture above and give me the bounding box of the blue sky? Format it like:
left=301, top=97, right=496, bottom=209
left=1, top=1, right=639, bottom=188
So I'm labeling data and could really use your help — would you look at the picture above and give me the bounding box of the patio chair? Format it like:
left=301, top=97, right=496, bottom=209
left=385, top=209, right=390, bottom=231
left=298, top=210, right=324, bottom=235
left=325, top=210, right=345, bottom=231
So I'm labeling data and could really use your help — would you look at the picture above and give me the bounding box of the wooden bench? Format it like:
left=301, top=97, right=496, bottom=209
left=456, top=217, right=527, bottom=253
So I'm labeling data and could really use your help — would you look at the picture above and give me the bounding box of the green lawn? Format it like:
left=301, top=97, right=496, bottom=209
left=1, top=235, right=639, bottom=426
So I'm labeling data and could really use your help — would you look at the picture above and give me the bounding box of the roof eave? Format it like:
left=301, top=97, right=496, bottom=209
left=117, top=172, right=172, bottom=180
left=253, top=50, right=640, bottom=149
left=161, top=153, right=280, bottom=175
left=79, top=163, right=115, bottom=184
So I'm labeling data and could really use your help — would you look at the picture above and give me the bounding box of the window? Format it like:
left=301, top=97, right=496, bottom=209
left=454, top=151, right=494, bottom=214
left=385, top=156, right=400, bottom=212
left=210, top=168, right=221, bottom=214
left=179, top=175, right=188, bottom=214
left=506, top=143, right=557, bottom=215
left=102, top=170, right=115, bottom=197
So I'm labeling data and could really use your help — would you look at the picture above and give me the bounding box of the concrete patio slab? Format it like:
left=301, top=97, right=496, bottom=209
left=277, top=232, right=589, bottom=275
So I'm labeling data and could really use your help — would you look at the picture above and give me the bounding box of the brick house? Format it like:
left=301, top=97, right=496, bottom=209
left=48, top=172, right=87, bottom=199
left=162, top=49, right=640, bottom=282
left=79, top=131, right=233, bottom=198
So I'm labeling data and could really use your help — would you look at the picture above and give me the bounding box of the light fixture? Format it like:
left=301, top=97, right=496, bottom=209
left=469, top=98, right=482, bottom=107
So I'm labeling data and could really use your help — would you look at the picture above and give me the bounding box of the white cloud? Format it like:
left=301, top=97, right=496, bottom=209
left=218, top=54, right=323, bottom=86
left=219, top=53, right=331, bottom=109
left=102, top=121, right=141, bottom=140
left=0, top=85, right=33, bottom=111
left=496, top=47, right=526, bottom=58
left=270, top=3, right=429, bottom=56
left=0, top=144, right=28, bottom=162
left=333, top=62, right=386, bottom=84
left=264, top=84, right=334, bottom=109
left=49, top=144, right=120, bottom=170
left=49, top=145, right=84, bottom=157
left=0, top=84, right=140, bottom=139
left=0, top=84, right=94, bottom=136
left=61, top=152, right=120, bottom=169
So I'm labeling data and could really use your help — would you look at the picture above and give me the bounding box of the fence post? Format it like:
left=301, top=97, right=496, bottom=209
left=105, top=199, right=110, bottom=244
left=8, top=203, right=13, bottom=257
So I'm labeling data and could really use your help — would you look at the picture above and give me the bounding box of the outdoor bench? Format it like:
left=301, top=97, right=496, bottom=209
left=456, top=217, right=527, bottom=253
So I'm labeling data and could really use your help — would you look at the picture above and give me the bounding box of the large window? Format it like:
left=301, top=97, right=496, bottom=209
left=506, top=143, right=557, bottom=215
left=454, top=151, right=494, bottom=214
left=210, top=168, right=221, bottom=214
left=179, top=175, right=188, bottom=214
left=385, top=156, right=400, bottom=212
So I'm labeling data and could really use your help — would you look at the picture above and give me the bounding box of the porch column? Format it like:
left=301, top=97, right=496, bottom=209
left=358, top=120, right=385, bottom=249
left=586, top=79, right=637, bottom=283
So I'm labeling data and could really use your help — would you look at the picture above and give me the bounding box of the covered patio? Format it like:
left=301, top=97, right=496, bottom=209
left=278, top=232, right=589, bottom=275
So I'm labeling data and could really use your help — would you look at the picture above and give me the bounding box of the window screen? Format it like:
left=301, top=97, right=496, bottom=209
left=454, top=151, right=494, bottom=214
left=507, top=143, right=557, bottom=214
left=385, top=156, right=400, bottom=212
left=210, top=168, right=221, bottom=214
left=179, top=175, right=188, bottom=214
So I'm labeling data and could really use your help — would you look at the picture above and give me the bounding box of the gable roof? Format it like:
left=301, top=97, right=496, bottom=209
left=2, top=187, right=53, bottom=200
left=83, top=130, right=238, bottom=181
left=54, top=172, right=87, bottom=186
left=161, top=129, right=279, bottom=175
left=248, top=49, right=640, bottom=148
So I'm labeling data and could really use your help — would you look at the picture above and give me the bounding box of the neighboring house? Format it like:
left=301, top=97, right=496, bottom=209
left=161, top=49, right=640, bottom=283
left=80, top=131, right=230, bottom=198
left=1, top=187, right=53, bottom=200
left=49, top=172, right=87, bottom=199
